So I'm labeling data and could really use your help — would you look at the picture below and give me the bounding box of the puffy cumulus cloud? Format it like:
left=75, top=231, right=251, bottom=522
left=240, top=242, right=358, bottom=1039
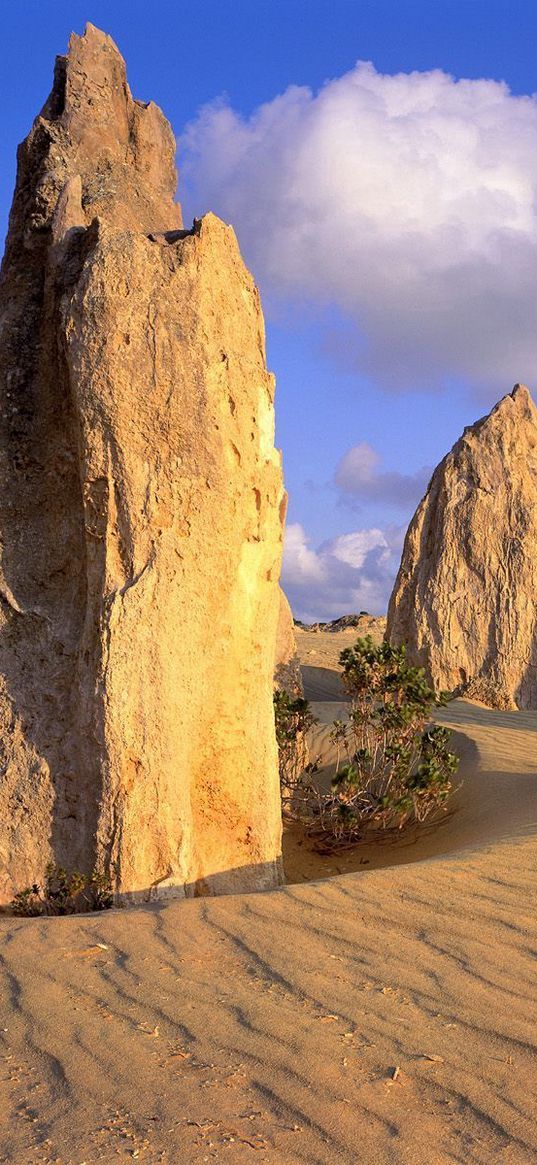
left=281, top=521, right=405, bottom=622
left=335, top=441, right=431, bottom=508
left=180, top=64, right=537, bottom=392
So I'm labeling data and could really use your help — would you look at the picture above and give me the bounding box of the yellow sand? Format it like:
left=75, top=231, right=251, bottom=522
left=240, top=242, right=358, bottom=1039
left=1, top=629, right=537, bottom=1163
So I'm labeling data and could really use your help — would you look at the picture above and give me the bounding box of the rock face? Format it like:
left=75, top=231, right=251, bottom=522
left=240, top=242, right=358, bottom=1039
left=387, top=384, right=537, bottom=710
left=0, top=25, right=286, bottom=903
left=274, top=591, right=303, bottom=696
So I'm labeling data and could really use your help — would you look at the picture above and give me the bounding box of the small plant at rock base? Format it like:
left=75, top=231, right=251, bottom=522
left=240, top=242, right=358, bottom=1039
left=10, top=864, right=114, bottom=917
left=89, top=867, right=114, bottom=911
left=9, top=886, right=44, bottom=918
left=273, top=689, right=319, bottom=817
left=311, top=636, right=459, bottom=846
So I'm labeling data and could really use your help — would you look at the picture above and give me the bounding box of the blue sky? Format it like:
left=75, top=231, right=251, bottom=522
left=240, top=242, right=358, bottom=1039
left=2, top=1, right=537, bottom=620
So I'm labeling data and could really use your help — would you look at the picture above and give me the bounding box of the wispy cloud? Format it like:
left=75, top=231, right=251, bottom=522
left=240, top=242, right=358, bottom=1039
left=181, top=62, right=537, bottom=393
left=335, top=442, right=431, bottom=508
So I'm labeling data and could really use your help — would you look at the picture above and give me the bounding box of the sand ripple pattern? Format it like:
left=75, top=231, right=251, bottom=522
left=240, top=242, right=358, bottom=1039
left=1, top=698, right=537, bottom=1163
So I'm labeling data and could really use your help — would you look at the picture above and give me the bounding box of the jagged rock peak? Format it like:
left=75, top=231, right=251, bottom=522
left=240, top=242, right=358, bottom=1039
left=9, top=22, right=181, bottom=247
left=465, top=382, right=535, bottom=430
left=387, top=384, right=537, bottom=710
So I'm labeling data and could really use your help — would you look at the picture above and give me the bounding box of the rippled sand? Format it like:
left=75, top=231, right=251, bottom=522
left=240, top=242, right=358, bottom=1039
left=1, top=628, right=537, bottom=1163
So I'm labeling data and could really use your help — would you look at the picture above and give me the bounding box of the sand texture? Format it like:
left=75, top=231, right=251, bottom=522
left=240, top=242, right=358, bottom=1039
left=1, top=629, right=537, bottom=1163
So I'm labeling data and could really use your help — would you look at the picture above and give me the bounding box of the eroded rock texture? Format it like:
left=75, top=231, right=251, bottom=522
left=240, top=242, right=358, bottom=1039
left=387, top=384, right=537, bottom=710
left=274, top=591, right=303, bottom=696
left=0, top=25, right=285, bottom=902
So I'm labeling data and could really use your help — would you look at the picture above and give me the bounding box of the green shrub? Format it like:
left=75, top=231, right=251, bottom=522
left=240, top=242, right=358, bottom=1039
left=273, top=689, right=318, bottom=816
left=274, top=637, right=459, bottom=850
left=11, top=863, right=113, bottom=917
left=317, top=637, right=458, bottom=842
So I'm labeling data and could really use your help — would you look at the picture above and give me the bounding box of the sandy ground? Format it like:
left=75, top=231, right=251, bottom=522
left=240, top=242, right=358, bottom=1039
left=285, top=627, right=537, bottom=883
left=1, top=628, right=537, bottom=1163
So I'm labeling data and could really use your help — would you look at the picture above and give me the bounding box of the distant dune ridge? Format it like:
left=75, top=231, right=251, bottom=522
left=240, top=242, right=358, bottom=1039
left=0, top=24, right=285, bottom=904
left=295, top=612, right=387, bottom=636
left=388, top=384, right=537, bottom=709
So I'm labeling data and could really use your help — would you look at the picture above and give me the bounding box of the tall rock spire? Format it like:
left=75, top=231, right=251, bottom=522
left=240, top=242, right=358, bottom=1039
left=0, top=25, right=285, bottom=902
left=387, top=384, right=537, bottom=710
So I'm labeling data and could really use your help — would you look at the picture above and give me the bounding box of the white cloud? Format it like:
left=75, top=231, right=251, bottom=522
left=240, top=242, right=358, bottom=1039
left=328, top=527, right=390, bottom=569
left=335, top=441, right=431, bottom=507
left=281, top=521, right=325, bottom=584
left=281, top=521, right=404, bottom=622
left=180, top=63, right=537, bottom=392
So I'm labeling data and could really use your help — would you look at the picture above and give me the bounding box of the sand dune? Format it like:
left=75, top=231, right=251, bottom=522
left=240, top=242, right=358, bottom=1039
left=1, top=633, right=537, bottom=1162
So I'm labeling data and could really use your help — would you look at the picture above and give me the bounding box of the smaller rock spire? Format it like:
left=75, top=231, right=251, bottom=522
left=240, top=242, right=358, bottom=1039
left=387, top=384, right=537, bottom=709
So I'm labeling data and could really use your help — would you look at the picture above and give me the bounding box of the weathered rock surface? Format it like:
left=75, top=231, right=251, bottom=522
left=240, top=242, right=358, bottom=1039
left=0, top=24, right=285, bottom=903
left=387, top=384, right=537, bottom=709
left=274, top=591, right=303, bottom=695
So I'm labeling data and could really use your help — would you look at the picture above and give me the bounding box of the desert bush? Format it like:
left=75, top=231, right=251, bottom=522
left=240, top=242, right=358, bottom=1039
left=10, top=863, right=113, bottom=917
left=273, top=689, right=319, bottom=816
left=314, top=637, right=458, bottom=844
left=274, top=638, right=459, bottom=850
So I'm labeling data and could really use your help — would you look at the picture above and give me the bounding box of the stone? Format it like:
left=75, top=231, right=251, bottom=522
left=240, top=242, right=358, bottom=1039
left=0, top=24, right=286, bottom=903
left=387, top=384, right=537, bottom=710
left=274, top=591, right=303, bottom=696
